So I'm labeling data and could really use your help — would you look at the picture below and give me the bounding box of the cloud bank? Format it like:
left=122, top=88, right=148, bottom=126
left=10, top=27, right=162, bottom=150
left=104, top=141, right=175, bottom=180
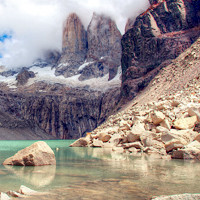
left=0, top=0, right=149, bottom=68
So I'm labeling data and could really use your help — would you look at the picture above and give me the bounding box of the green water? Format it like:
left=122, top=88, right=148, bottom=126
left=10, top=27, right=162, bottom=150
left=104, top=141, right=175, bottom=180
left=0, top=140, right=200, bottom=200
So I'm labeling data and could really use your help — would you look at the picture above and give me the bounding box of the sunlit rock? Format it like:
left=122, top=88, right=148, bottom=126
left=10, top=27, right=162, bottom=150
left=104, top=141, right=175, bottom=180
left=3, top=141, right=56, bottom=166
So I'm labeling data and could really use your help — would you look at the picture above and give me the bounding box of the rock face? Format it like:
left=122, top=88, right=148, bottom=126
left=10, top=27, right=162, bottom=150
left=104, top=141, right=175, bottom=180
left=3, top=141, right=56, bottom=166
left=56, top=13, right=87, bottom=77
left=84, top=13, right=122, bottom=81
left=121, top=0, right=200, bottom=100
left=0, top=83, right=120, bottom=139
left=56, top=13, right=122, bottom=81
left=16, top=69, right=35, bottom=86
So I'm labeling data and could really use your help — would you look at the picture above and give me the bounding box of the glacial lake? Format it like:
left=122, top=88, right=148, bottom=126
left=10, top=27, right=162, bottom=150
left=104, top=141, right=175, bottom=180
left=0, top=140, right=200, bottom=200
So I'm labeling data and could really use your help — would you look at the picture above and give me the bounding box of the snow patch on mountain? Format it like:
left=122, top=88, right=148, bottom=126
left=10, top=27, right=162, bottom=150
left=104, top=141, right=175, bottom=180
left=28, top=65, right=121, bottom=91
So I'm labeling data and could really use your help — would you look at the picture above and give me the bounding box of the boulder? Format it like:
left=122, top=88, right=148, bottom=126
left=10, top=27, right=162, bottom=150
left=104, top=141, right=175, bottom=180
left=3, top=141, right=56, bottom=166
left=7, top=191, right=24, bottom=198
left=194, top=122, right=200, bottom=133
left=165, top=140, right=184, bottom=153
left=127, top=133, right=141, bottom=143
left=173, top=116, right=197, bottom=130
left=141, top=136, right=165, bottom=150
left=150, top=111, right=165, bottom=125
left=122, top=142, right=143, bottom=150
left=70, top=138, right=88, bottom=147
left=160, top=119, right=171, bottom=130
left=127, top=121, right=145, bottom=143
left=92, top=139, right=103, bottom=147
left=188, top=107, right=200, bottom=122
left=18, top=185, right=38, bottom=195
left=194, top=133, right=200, bottom=142
left=152, top=193, right=200, bottom=200
left=172, top=141, right=200, bottom=160
left=109, top=134, right=123, bottom=146
left=98, top=132, right=111, bottom=143
left=0, top=193, right=11, bottom=200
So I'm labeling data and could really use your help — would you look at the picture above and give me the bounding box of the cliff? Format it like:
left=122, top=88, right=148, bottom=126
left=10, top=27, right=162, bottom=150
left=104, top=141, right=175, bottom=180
left=121, top=0, right=200, bottom=101
left=56, top=13, right=122, bottom=81
left=0, top=83, right=120, bottom=139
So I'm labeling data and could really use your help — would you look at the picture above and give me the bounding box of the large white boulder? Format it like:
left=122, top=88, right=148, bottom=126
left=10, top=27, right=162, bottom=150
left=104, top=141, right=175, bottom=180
left=3, top=141, right=56, bottom=166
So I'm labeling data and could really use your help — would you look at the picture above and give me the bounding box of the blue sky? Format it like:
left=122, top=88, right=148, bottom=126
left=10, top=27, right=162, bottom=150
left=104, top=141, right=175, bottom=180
left=0, top=33, right=12, bottom=58
left=0, top=33, right=12, bottom=43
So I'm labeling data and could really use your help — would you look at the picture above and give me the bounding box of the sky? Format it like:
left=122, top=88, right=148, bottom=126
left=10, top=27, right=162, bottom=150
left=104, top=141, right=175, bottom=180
left=0, top=0, right=149, bottom=69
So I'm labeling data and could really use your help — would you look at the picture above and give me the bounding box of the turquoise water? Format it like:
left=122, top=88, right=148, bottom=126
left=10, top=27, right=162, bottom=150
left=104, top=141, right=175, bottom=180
left=0, top=140, right=200, bottom=200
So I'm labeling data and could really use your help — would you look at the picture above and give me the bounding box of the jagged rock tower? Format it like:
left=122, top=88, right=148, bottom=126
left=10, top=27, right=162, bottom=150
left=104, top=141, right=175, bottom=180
left=56, top=12, right=122, bottom=81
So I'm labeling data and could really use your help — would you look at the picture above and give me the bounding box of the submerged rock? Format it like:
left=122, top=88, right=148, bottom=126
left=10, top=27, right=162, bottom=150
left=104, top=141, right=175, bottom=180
left=0, top=192, right=11, bottom=200
left=18, top=185, right=38, bottom=195
left=3, top=141, right=56, bottom=166
left=152, top=193, right=200, bottom=200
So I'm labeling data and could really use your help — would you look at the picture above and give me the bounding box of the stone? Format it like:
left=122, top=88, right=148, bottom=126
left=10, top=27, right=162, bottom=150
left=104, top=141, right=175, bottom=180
left=161, top=133, right=176, bottom=144
left=152, top=193, right=200, bottom=200
left=141, top=136, right=165, bottom=150
left=92, top=139, right=103, bottom=147
left=127, top=132, right=141, bottom=143
left=98, top=132, right=111, bottom=142
left=7, top=191, right=25, bottom=198
left=109, top=134, right=123, bottom=146
left=174, top=116, right=197, bottom=130
left=150, top=111, right=165, bottom=125
left=171, top=100, right=180, bottom=107
left=165, top=140, right=184, bottom=153
left=160, top=119, right=171, bottom=130
left=127, top=122, right=145, bottom=142
left=194, top=133, right=200, bottom=142
left=156, top=126, right=169, bottom=134
left=172, top=149, right=185, bottom=159
left=0, top=192, right=11, bottom=200
left=188, top=107, right=200, bottom=122
left=172, top=141, right=200, bottom=160
left=122, top=142, right=143, bottom=150
left=194, top=122, right=200, bottom=133
left=185, top=141, right=200, bottom=150
left=112, top=147, right=124, bottom=154
left=18, top=185, right=38, bottom=195
left=70, top=138, right=88, bottom=147
left=3, top=141, right=56, bottom=166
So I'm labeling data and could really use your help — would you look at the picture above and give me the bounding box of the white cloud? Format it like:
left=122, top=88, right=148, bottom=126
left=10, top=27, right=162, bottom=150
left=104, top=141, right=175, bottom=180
left=0, top=0, right=149, bottom=68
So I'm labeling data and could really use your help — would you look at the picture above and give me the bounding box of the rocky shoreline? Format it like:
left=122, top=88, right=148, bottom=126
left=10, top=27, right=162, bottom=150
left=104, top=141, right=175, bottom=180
left=70, top=60, right=200, bottom=161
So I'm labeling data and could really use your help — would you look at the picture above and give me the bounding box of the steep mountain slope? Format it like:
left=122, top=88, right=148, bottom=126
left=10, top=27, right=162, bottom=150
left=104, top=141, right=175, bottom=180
left=72, top=37, right=200, bottom=160
left=121, top=0, right=200, bottom=101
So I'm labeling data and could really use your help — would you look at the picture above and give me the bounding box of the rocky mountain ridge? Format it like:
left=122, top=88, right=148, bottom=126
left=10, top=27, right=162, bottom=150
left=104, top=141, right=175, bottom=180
left=121, top=0, right=200, bottom=101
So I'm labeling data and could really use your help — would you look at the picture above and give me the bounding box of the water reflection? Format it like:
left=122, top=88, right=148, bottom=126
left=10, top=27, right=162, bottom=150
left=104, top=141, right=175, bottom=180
left=0, top=142, right=200, bottom=200
left=4, top=165, right=56, bottom=187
